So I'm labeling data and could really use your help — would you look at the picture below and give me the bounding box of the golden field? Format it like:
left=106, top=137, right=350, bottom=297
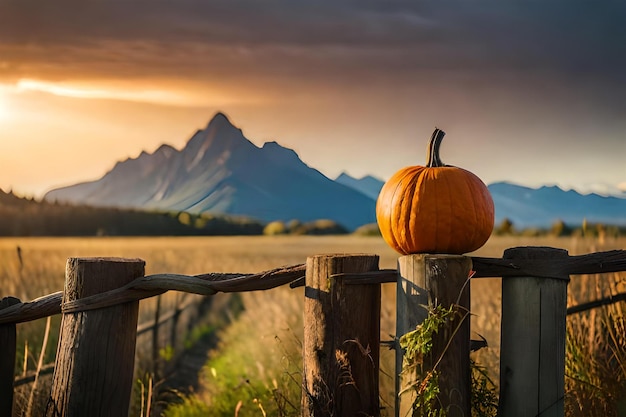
left=1, top=234, right=624, bottom=416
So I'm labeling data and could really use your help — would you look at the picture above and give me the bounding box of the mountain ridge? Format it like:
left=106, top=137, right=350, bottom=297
left=333, top=174, right=626, bottom=228
left=45, top=113, right=376, bottom=230
left=44, top=112, right=625, bottom=230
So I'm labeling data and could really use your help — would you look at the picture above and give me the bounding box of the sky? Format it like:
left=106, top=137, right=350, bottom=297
left=0, top=0, right=625, bottom=198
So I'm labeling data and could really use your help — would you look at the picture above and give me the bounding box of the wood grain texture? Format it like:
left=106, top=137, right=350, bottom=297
left=0, top=296, right=20, bottom=417
left=0, top=292, right=62, bottom=325
left=396, top=254, right=472, bottom=417
left=498, top=247, right=569, bottom=417
left=45, top=258, right=145, bottom=417
left=472, top=249, right=626, bottom=278
left=302, top=254, right=380, bottom=417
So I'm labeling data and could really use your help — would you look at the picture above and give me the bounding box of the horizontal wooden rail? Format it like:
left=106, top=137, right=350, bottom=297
left=15, top=293, right=202, bottom=389
left=1, top=250, right=623, bottom=326
left=14, top=363, right=55, bottom=387
left=0, top=264, right=305, bottom=325
left=471, top=249, right=626, bottom=278
left=290, top=250, right=626, bottom=287
left=136, top=294, right=198, bottom=335
left=0, top=292, right=63, bottom=325
left=566, top=291, right=626, bottom=315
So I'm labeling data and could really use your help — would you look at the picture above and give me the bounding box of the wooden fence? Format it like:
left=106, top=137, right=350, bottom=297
left=11, top=290, right=208, bottom=390
left=0, top=247, right=625, bottom=417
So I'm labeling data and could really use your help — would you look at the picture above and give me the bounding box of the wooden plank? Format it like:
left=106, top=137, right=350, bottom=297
left=0, top=292, right=62, bottom=325
left=498, top=247, right=569, bottom=417
left=13, top=363, right=55, bottom=387
left=567, top=291, right=626, bottom=315
left=302, top=254, right=381, bottom=417
left=472, top=249, right=626, bottom=278
left=396, top=254, right=472, bottom=417
left=0, top=296, right=20, bottom=417
left=45, top=257, right=144, bottom=417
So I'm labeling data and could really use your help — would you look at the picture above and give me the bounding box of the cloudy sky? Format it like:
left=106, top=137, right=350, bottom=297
left=0, top=0, right=624, bottom=198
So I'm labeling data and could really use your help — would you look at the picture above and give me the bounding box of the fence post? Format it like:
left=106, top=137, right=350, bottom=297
left=45, top=257, right=145, bottom=417
left=396, top=254, right=472, bottom=417
left=302, top=254, right=381, bottom=417
left=498, top=247, right=569, bottom=417
left=0, top=296, right=20, bottom=417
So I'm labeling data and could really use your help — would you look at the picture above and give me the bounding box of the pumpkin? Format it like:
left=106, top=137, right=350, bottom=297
left=376, top=128, right=494, bottom=255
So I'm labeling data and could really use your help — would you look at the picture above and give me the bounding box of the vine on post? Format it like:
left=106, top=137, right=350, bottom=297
left=399, top=303, right=498, bottom=417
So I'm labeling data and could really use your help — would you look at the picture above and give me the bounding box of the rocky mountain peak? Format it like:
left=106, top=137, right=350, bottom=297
left=43, top=114, right=377, bottom=229
left=182, top=112, right=254, bottom=169
left=154, top=143, right=177, bottom=156
left=207, top=112, right=232, bottom=127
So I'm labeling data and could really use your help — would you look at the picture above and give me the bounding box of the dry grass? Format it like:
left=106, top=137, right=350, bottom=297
left=1, top=234, right=624, bottom=416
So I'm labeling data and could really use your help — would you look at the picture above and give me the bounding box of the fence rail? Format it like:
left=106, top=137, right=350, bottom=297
left=1, top=247, right=625, bottom=417
left=2, top=250, right=624, bottom=327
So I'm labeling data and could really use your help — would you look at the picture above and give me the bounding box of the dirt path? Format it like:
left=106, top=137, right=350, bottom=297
left=162, top=329, right=218, bottom=395
left=154, top=294, right=240, bottom=415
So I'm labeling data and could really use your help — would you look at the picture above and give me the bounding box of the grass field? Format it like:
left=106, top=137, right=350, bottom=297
left=1, top=234, right=624, bottom=416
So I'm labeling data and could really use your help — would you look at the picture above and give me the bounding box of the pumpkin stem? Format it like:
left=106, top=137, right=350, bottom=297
left=426, top=128, right=446, bottom=167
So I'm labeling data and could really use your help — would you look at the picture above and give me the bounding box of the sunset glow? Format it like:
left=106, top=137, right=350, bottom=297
left=0, top=1, right=624, bottom=198
left=0, top=89, right=10, bottom=122
left=16, top=79, right=209, bottom=107
left=19, top=79, right=173, bottom=104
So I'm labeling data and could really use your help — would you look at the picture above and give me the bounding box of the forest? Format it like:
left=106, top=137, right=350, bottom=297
left=0, top=190, right=263, bottom=236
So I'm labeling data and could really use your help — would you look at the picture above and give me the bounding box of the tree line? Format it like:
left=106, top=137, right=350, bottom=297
left=0, top=190, right=262, bottom=236
left=0, top=190, right=353, bottom=236
left=493, top=217, right=625, bottom=238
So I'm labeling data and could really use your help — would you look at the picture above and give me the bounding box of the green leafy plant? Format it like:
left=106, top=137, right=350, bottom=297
left=399, top=304, right=456, bottom=416
left=399, top=304, right=498, bottom=417
left=470, top=360, right=498, bottom=416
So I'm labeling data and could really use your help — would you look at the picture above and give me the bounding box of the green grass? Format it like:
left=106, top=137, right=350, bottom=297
left=163, top=287, right=303, bottom=417
left=2, top=235, right=625, bottom=416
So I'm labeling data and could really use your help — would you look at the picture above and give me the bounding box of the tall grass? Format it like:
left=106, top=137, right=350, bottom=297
left=566, top=271, right=626, bottom=416
left=160, top=235, right=626, bottom=416
left=0, top=235, right=399, bottom=415
left=1, top=235, right=624, bottom=416
left=164, top=288, right=304, bottom=417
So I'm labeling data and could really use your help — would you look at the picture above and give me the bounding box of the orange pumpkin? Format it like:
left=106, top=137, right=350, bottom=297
left=376, top=128, right=494, bottom=255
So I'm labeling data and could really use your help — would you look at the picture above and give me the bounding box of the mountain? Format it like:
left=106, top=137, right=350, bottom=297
left=45, top=113, right=376, bottom=230
left=44, top=113, right=624, bottom=231
left=335, top=174, right=626, bottom=229
left=335, top=172, right=384, bottom=200
left=488, top=181, right=626, bottom=228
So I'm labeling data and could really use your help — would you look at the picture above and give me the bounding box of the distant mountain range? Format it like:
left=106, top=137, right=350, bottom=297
left=488, top=182, right=626, bottom=228
left=45, top=113, right=375, bottom=230
left=45, top=112, right=626, bottom=230
left=337, top=174, right=626, bottom=229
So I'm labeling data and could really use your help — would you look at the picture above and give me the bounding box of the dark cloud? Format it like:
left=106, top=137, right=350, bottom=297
left=1, top=0, right=624, bottom=196
left=0, top=0, right=624, bottom=102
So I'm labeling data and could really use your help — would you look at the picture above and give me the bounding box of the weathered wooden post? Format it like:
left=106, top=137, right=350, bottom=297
left=396, top=254, right=472, bottom=417
left=498, top=247, right=569, bottom=417
left=45, top=257, right=144, bottom=417
left=302, top=254, right=381, bottom=417
left=0, top=296, right=20, bottom=416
